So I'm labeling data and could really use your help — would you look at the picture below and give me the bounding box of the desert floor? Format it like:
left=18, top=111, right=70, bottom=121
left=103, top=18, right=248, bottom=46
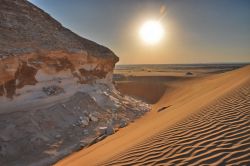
left=56, top=65, right=250, bottom=166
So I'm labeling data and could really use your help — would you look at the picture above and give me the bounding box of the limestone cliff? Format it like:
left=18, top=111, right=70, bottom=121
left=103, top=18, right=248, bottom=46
left=0, top=0, right=118, bottom=103
left=0, top=0, right=150, bottom=165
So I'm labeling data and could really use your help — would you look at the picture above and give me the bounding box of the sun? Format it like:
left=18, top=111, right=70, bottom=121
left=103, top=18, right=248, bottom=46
left=139, top=20, right=164, bottom=45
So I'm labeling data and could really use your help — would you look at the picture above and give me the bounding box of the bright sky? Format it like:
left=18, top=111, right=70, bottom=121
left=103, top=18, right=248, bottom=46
left=29, top=0, right=250, bottom=64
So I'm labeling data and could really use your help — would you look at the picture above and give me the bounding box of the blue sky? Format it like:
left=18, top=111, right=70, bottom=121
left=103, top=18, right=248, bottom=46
left=29, top=0, right=250, bottom=64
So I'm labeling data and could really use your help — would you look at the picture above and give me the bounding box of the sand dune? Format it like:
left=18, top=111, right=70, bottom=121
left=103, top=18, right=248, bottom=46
left=56, top=65, right=250, bottom=166
left=115, top=75, right=194, bottom=104
left=101, top=81, right=250, bottom=165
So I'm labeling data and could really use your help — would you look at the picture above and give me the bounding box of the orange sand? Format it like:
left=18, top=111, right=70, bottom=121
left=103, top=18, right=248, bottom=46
left=56, top=65, right=250, bottom=166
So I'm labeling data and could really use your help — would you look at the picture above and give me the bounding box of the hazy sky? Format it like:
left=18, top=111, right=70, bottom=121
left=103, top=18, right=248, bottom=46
left=29, top=0, right=250, bottom=64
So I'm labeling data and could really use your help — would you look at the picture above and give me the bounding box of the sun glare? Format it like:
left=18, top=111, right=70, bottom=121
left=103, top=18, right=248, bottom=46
left=139, top=20, right=164, bottom=45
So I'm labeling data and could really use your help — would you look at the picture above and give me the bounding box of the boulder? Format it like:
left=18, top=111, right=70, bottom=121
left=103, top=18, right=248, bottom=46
left=89, top=114, right=98, bottom=122
left=106, top=125, right=115, bottom=135
left=119, top=120, right=128, bottom=128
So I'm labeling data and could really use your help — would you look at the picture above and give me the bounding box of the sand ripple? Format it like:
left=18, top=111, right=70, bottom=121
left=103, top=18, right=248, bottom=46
left=100, top=81, right=250, bottom=166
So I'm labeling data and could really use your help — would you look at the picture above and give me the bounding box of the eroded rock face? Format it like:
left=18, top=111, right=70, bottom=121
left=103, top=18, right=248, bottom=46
left=0, top=52, right=117, bottom=110
left=0, top=0, right=150, bottom=165
left=0, top=0, right=118, bottom=109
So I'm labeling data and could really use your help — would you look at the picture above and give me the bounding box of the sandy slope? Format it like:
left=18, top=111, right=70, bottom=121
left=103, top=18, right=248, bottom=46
left=56, top=65, right=250, bottom=166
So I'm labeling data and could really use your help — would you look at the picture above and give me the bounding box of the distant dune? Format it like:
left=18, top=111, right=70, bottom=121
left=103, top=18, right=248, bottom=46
left=116, top=81, right=166, bottom=104
left=56, top=65, right=250, bottom=166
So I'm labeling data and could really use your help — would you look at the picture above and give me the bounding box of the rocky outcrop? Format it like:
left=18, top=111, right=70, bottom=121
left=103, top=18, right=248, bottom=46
left=0, top=0, right=118, bottom=102
left=0, top=0, right=150, bottom=165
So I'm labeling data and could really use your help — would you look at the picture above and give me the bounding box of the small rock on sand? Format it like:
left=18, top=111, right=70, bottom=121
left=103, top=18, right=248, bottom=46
left=119, top=121, right=127, bottom=128
left=186, top=72, right=193, bottom=76
left=106, top=126, right=114, bottom=135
